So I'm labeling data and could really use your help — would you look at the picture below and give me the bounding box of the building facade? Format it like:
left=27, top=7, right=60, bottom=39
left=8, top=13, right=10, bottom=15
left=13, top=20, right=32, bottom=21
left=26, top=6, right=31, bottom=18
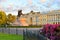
left=17, top=10, right=60, bottom=26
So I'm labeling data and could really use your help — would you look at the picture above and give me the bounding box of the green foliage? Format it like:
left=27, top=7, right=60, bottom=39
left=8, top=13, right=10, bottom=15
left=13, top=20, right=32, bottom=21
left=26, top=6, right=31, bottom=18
left=55, top=26, right=60, bottom=36
left=56, top=26, right=60, bottom=31
left=0, top=11, right=7, bottom=25
left=7, top=14, right=16, bottom=24
left=0, top=24, right=42, bottom=28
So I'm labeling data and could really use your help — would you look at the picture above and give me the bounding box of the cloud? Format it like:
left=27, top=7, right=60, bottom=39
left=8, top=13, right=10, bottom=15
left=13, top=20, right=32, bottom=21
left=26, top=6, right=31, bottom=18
left=0, top=0, right=7, bottom=2
left=56, top=0, right=60, bottom=6
left=0, top=0, right=60, bottom=13
left=40, top=0, right=55, bottom=8
left=0, top=5, right=4, bottom=11
left=40, top=0, right=47, bottom=3
left=0, top=5, right=2, bottom=8
left=27, top=0, right=33, bottom=5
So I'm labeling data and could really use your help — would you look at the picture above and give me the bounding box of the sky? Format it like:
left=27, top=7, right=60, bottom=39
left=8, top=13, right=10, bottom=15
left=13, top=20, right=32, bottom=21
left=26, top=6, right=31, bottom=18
left=0, top=0, right=60, bottom=15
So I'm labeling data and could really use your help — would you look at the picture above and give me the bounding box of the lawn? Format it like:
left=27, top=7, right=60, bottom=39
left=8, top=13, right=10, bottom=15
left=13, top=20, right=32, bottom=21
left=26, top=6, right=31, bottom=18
left=0, top=33, right=23, bottom=40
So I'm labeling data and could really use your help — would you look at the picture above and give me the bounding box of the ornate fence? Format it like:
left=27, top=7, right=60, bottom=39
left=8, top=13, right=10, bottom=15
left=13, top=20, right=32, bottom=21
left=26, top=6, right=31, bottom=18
left=23, top=29, right=47, bottom=40
left=0, top=28, right=23, bottom=35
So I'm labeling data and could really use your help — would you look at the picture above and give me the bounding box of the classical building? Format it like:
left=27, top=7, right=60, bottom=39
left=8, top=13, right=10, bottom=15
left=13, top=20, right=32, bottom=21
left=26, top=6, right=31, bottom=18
left=47, top=10, right=60, bottom=24
left=20, top=11, right=41, bottom=26
left=13, top=10, right=60, bottom=26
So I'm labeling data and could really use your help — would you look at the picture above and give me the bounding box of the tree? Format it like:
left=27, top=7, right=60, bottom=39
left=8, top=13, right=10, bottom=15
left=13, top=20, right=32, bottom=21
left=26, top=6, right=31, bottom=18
left=0, top=11, right=7, bottom=25
left=7, top=14, right=16, bottom=25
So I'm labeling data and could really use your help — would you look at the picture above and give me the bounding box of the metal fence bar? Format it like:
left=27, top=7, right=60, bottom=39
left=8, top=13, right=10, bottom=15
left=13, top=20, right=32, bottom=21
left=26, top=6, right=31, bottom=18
left=16, top=28, right=18, bottom=35
left=0, top=28, right=23, bottom=35
left=23, top=28, right=47, bottom=40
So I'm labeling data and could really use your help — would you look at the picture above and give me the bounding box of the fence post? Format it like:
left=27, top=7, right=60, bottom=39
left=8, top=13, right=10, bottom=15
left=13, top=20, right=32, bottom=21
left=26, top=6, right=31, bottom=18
left=16, top=28, right=18, bottom=35
left=2, top=28, right=4, bottom=33
left=8, top=28, right=10, bottom=34
left=23, top=29, right=25, bottom=40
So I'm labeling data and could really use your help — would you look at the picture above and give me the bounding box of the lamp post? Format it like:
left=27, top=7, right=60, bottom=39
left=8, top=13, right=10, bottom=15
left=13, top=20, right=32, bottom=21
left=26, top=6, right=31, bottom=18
left=36, top=16, right=38, bottom=26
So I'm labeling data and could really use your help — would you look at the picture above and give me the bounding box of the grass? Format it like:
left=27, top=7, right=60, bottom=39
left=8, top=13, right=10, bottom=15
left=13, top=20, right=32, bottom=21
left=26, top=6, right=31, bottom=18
left=0, top=33, right=23, bottom=40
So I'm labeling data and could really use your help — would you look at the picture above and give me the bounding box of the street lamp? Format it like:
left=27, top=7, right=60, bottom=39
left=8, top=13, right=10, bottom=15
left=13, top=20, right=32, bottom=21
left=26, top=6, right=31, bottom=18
left=36, top=16, right=38, bottom=26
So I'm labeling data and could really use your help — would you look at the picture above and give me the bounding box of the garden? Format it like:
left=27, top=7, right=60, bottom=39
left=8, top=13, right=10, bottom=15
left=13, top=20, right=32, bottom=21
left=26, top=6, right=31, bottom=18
left=42, top=24, right=60, bottom=40
left=23, top=24, right=60, bottom=40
